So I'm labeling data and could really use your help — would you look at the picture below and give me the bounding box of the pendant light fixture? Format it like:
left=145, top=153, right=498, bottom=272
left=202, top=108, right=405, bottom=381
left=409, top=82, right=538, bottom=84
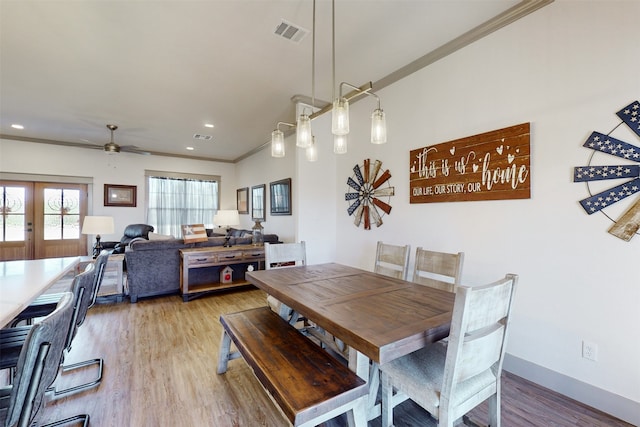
left=306, top=136, right=318, bottom=162
left=296, top=0, right=317, bottom=151
left=331, top=1, right=347, bottom=154
left=270, top=0, right=388, bottom=158
left=330, top=0, right=387, bottom=150
left=331, top=81, right=387, bottom=146
left=296, top=112, right=312, bottom=148
left=271, top=121, right=295, bottom=157
left=371, top=100, right=387, bottom=144
left=333, top=134, right=347, bottom=154
left=331, top=98, right=349, bottom=136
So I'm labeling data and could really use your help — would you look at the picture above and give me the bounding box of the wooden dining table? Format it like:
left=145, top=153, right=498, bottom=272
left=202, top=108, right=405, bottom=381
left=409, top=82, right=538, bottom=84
left=0, top=256, right=80, bottom=326
left=246, top=262, right=455, bottom=420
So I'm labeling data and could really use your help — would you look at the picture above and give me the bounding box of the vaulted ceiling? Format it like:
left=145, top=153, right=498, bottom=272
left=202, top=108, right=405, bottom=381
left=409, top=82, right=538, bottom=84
left=0, top=1, right=551, bottom=162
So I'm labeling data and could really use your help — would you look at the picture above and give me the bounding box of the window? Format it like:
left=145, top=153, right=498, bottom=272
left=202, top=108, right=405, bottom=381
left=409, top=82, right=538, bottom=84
left=146, top=172, right=220, bottom=238
left=1, top=185, right=26, bottom=242
left=43, top=188, right=80, bottom=240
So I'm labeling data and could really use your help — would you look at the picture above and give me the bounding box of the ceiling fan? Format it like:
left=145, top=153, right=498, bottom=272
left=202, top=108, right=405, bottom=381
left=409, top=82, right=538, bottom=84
left=103, top=124, right=150, bottom=155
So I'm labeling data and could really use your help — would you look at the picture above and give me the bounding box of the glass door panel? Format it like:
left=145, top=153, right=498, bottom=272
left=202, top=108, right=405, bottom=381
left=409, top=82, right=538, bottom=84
left=0, top=182, right=33, bottom=260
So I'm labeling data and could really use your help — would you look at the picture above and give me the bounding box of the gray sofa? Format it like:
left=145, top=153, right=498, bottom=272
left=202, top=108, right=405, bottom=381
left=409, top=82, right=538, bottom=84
left=125, top=233, right=279, bottom=303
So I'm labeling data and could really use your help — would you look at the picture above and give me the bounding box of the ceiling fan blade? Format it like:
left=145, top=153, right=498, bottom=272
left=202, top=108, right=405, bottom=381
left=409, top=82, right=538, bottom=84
left=120, top=145, right=150, bottom=155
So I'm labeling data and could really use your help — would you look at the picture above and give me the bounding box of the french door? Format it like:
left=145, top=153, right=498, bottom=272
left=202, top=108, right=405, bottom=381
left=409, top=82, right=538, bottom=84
left=0, top=181, right=88, bottom=261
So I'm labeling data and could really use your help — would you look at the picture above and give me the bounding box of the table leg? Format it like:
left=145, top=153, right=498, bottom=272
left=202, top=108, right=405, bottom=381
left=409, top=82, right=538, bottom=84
left=348, top=348, right=382, bottom=421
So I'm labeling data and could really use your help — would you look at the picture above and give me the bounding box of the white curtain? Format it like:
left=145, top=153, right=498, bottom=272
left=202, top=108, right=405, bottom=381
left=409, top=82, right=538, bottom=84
left=147, top=177, right=218, bottom=237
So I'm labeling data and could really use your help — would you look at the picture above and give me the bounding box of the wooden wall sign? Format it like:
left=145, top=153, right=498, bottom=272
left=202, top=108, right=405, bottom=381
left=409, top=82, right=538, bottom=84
left=409, top=123, right=531, bottom=204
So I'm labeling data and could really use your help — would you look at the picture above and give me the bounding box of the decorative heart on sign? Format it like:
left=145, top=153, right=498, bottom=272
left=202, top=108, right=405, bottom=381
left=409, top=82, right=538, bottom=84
left=507, top=154, right=515, bottom=164
left=449, top=147, right=456, bottom=155
left=496, top=145, right=504, bottom=155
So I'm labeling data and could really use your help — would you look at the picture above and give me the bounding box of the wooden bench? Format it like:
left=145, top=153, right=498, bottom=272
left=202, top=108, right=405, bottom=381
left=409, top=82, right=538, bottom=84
left=217, top=306, right=368, bottom=427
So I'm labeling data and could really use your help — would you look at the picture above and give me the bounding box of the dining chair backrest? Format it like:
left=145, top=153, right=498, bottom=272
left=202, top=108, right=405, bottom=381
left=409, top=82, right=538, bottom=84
left=440, top=274, right=518, bottom=423
left=63, top=263, right=97, bottom=351
left=264, top=241, right=306, bottom=270
left=2, top=292, right=75, bottom=427
left=88, top=250, right=110, bottom=308
left=374, top=241, right=410, bottom=280
left=412, top=248, right=464, bottom=293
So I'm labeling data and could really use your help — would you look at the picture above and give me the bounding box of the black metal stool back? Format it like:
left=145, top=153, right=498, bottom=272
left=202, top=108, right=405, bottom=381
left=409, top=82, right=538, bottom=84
left=1, top=292, right=74, bottom=427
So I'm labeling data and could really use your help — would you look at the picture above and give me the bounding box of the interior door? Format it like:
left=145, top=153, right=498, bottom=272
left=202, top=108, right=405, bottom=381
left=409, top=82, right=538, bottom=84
left=0, top=181, right=34, bottom=261
left=33, top=183, right=88, bottom=259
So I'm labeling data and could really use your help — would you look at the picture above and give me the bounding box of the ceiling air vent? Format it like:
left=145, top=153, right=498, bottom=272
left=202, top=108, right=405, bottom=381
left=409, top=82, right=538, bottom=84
left=193, top=134, right=212, bottom=141
left=274, top=19, right=309, bottom=43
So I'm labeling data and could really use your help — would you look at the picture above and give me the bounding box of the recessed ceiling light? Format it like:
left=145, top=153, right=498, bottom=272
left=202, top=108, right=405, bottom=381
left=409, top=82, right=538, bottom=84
left=204, top=123, right=214, bottom=128
left=11, top=124, right=24, bottom=129
left=186, top=146, right=195, bottom=151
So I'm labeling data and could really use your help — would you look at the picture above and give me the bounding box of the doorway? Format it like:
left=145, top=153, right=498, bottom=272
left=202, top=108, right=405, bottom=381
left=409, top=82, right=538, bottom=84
left=0, top=181, right=88, bottom=261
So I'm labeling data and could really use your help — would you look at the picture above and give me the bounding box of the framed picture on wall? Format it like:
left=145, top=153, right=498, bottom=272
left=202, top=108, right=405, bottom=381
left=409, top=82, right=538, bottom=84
left=270, top=178, right=291, bottom=215
left=104, top=184, right=137, bottom=207
left=251, top=184, right=265, bottom=221
left=237, top=187, right=249, bottom=214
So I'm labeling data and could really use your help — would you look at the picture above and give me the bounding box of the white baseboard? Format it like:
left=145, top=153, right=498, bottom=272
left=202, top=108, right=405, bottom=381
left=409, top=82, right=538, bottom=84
left=503, top=353, right=639, bottom=426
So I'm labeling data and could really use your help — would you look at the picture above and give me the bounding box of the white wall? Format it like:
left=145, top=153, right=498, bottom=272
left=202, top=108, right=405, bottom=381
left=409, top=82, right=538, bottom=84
left=0, top=139, right=237, bottom=244
left=290, top=0, right=639, bottom=423
left=234, top=138, right=297, bottom=243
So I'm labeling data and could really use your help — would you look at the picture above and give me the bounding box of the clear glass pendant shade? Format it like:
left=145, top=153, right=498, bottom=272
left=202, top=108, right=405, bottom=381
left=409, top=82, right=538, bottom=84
left=332, top=98, right=349, bottom=135
left=371, top=108, right=387, bottom=144
left=296, top=114, right=312, bottom=148
left=271, top=130, right=285, bottom=157
left=306, top=137, right=318, bottom=162
left=333, top=134, right=347, bottom=154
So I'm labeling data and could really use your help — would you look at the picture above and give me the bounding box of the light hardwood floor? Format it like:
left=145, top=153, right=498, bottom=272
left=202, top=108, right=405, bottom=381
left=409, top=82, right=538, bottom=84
left=34, top=289, right=632, bottom=427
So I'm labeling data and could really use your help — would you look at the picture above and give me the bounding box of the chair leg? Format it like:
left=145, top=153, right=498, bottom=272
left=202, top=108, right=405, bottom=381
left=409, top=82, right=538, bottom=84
left=42, top=413, right=90, bottom=427
left=488, top=392, right=500, bottom=427
left=47, top=358, right=103, bottom=397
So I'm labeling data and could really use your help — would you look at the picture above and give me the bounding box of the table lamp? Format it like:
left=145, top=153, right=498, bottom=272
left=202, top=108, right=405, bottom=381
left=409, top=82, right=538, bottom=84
left=82, top=216, right=115, bottom=258
left=213, top=210, right=240, bottom=247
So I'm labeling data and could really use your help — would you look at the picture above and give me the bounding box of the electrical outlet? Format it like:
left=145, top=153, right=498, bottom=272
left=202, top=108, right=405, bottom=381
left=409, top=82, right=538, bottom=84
left=582, top=340, right=598, bottom=361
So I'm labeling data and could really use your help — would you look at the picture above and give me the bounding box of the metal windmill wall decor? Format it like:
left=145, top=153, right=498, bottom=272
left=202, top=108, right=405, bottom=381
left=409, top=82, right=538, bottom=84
left=345, top=159, right=395, bottom=230
left=573, top=100, right=640, bottom=241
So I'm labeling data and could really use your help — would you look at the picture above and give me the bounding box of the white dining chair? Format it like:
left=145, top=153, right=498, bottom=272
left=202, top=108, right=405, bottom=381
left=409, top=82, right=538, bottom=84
left=264, top=241, right=306, bottom=318
left=380, top=274, right=518, bottom=427
left=412, top=248, right=464, bottom=293
left=374, top=241, right=411, bottom=280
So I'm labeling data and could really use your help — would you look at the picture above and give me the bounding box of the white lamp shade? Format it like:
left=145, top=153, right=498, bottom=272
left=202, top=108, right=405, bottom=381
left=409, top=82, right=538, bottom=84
left=296, top=114, right=312, bottom=148
left=332, top=98, right=349, bottom=135
left=333, top=134, right=348, bottom=154
left=214, top=210, right=240, bottom=227
left=371, top=108, right=387, bottom=144
left=271, top=130, right=285, bottom=157
left=81, top=216, right=115, bottom=235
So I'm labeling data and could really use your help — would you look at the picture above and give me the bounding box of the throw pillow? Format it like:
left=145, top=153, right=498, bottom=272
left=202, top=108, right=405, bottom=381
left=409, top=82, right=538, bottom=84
left=181, top=224, right=208, bottom=243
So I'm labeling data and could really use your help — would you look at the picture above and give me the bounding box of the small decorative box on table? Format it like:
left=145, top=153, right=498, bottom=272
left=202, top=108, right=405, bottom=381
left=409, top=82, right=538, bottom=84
left=179, top=245, right=265, bottom=302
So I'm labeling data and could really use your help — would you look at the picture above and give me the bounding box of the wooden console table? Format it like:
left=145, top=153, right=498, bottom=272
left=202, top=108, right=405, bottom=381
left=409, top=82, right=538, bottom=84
left=179, top=245, right=264, bottom=302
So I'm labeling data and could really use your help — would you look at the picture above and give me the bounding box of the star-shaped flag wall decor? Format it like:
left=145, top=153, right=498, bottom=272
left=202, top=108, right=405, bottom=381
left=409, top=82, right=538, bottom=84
left=574, top=100, right=640, bottom=241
